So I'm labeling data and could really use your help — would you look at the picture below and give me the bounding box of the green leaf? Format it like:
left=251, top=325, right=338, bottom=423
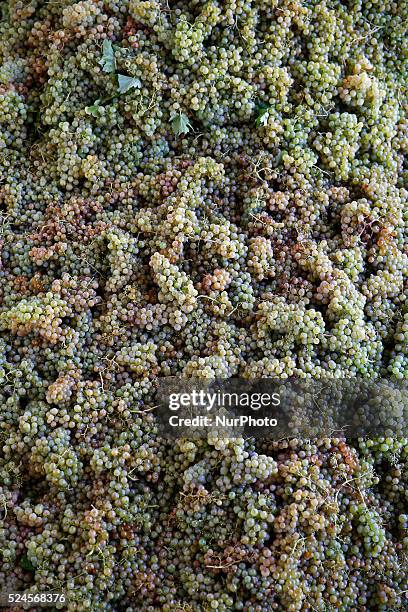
left=256, top=108, right=270, bottom=127
left=255, top=102, right=271, bottom=127
left=85, top=99, right=103, bottom=117
left=117, top=74, right=142, bottom=94
left=20, top=554, right=35, bottom=572
left=98, top=39, right=116, bottom=74
left=171, top=112, right=192, bottom=136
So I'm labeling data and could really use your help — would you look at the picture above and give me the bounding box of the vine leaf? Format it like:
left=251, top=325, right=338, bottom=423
left=98, top=40, right=116, bottom=74
left=85, top=99, right=103, bottom=117
left=117, top=74, right=142, bottom=94
left=255, top=101, right=272, bottom=127
left=171, top=112, right=192, bottom=136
